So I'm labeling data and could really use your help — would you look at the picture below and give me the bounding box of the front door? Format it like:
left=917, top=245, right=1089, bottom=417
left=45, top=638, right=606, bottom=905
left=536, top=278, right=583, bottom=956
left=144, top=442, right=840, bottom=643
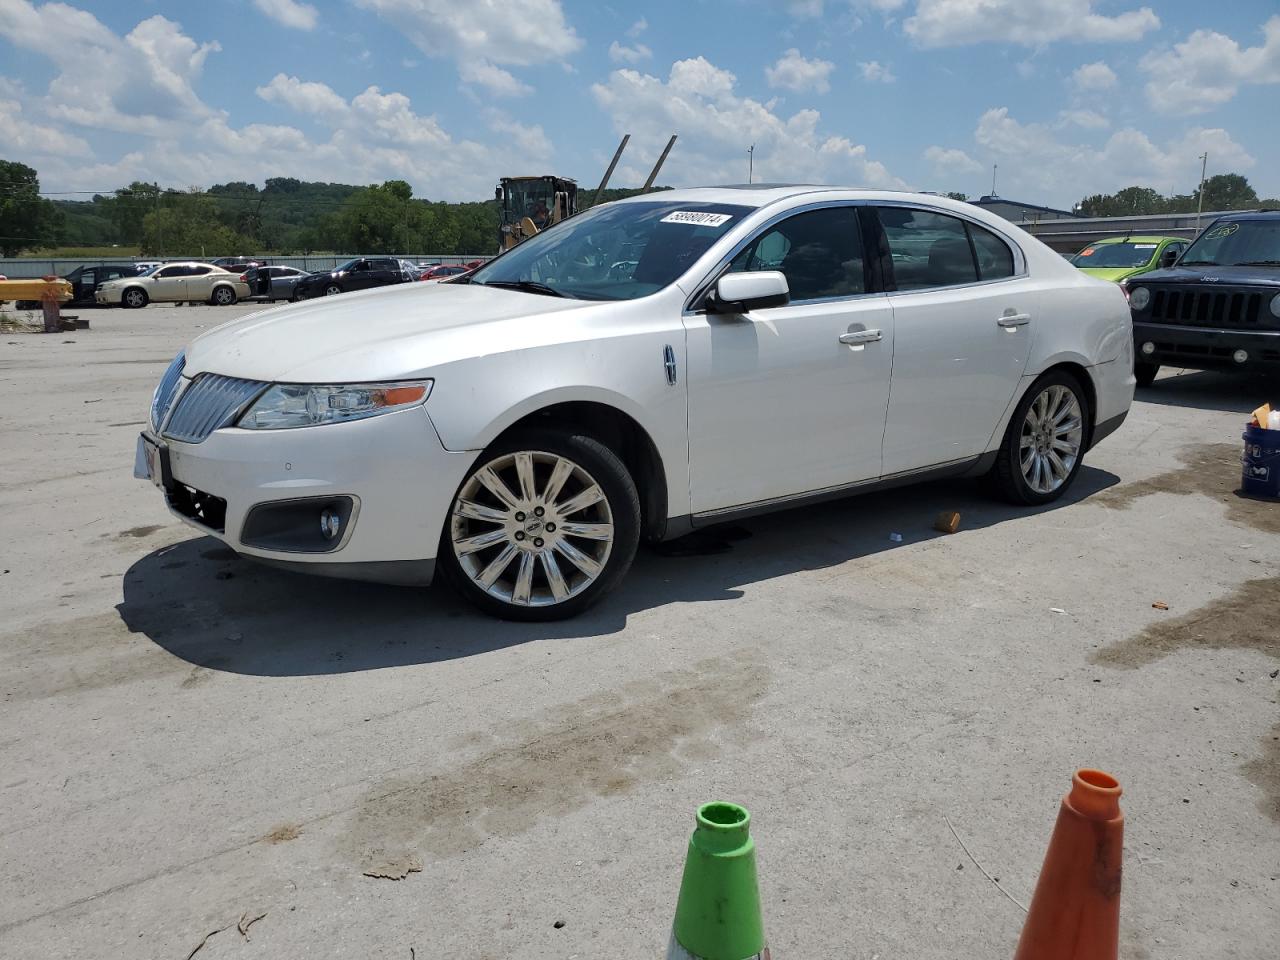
left=150, top=265, right=188, bottom=301
left=872, top=206, right=1033, bottom=475
left=684, top=205, right=895, bottom=515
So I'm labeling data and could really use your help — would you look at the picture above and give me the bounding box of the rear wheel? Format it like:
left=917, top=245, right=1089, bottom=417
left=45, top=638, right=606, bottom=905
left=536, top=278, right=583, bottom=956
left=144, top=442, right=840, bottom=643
left=122, top=288, right=148, bottom=309
left=990, top=370, right=1090, bottom=506
left=211, top=285, right=237, bottom=306
left=439, top=429, right=640, bottom=621
left=1134, top=361, right=1159, bottom=388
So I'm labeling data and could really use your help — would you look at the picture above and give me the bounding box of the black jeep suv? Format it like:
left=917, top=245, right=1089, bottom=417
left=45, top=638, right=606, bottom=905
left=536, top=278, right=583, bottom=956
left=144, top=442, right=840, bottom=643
left=1125, top=210, right=1280, bottom=386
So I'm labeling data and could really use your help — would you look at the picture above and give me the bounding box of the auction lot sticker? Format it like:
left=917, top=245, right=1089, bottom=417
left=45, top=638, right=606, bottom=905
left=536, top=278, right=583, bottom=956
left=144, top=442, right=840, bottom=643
left=661, top=211, right=733, bottom=227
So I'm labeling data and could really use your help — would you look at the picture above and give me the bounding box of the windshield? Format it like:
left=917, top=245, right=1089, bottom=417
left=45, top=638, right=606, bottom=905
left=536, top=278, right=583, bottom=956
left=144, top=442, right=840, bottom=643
left=469, top=200, right=751, bottom=300
left=138, top=264, right=160, bottom=277
left=1073, top=241, right=1161, bottom=269
left=1181, top=218, right=1280, bottom=266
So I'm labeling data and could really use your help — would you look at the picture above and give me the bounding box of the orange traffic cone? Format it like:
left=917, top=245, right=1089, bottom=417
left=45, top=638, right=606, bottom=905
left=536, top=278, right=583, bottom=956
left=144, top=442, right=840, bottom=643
left=1013, top=769, right=1123, bottom=960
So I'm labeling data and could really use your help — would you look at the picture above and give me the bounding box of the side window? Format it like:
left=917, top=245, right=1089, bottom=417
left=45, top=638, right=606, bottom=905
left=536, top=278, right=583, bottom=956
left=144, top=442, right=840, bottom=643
left=877, top=207, right=978, bottom=290
left=80, top=269, right=96, bottom=286
left=190, top=266, right=212, bottom=276
left=156, top=265, right=184, bottom=278
left=968, top=223, right=1015, bottom=280
left=726, top=206, right=865, bottom=302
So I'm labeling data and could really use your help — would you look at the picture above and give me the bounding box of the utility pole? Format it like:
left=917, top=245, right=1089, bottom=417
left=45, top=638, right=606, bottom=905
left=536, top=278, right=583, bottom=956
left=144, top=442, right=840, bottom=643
left=747, top=144, right=755, bottom=184
left=1195, top=152, right=1208, bottom=234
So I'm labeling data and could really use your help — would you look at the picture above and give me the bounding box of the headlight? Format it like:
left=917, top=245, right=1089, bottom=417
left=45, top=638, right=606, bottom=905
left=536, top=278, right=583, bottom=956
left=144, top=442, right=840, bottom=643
left=1271, top=293, right=1280, bottom=318
left=1129, top=286, right=1150, bottom=311
left=237, top=380, right=432, bottom=429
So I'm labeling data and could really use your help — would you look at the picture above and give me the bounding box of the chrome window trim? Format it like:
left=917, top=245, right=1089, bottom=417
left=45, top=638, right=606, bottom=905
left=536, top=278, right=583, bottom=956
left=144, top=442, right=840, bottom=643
left=682, top=196, right=1029, bottom=314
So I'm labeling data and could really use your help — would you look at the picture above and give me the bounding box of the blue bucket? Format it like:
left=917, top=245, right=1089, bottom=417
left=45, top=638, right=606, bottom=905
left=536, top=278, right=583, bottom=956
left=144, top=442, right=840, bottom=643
left=1241, top=423, right=1280, bottom=500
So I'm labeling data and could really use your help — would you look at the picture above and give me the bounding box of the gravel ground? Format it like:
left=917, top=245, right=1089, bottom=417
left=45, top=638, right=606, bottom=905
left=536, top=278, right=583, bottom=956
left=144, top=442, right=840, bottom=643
left=1, top=302, right=1277, bottom=959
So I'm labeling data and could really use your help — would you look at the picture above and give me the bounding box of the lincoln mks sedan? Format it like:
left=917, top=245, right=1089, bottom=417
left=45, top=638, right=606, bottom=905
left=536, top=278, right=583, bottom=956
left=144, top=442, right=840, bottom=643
left=136, top=187, right=1134, bottom=619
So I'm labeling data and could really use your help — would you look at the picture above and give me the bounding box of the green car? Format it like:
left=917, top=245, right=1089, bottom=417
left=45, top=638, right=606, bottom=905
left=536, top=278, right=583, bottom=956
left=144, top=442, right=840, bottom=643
left=1070, top=235, right=1189, bottom=283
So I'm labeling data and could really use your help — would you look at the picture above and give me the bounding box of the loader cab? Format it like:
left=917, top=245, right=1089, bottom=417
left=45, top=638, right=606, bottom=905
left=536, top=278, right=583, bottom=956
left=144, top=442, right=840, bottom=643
left=496, top=176, right=578, bottom=251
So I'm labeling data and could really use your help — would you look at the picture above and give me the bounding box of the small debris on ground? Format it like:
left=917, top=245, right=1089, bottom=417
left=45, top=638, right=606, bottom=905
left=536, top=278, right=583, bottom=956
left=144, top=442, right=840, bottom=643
left=1050, top=607, right=1067, bottom=615
left=263, top=823, right=301, bottom=844
left=237, top=911, right=267, bottom=940
left=363, top=854, right=423, bottom=880
left=553, top=920, right=566, bottom=929
left=1152, top=600, right=1169, bottom=610
left=933, top=511, right=962, bottom=535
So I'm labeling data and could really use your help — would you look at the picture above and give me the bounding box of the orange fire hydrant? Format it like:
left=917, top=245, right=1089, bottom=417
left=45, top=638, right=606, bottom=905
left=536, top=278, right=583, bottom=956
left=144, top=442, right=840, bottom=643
left=39, top=274, right=63, bottom=333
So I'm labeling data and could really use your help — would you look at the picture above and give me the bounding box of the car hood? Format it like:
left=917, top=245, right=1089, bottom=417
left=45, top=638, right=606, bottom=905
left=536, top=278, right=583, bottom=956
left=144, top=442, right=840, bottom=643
left=1130, top=264, right=1280, bottom=289
left=184, top=281, right=600, bottom=383
left=1078, top=266, right=1142, bottom=283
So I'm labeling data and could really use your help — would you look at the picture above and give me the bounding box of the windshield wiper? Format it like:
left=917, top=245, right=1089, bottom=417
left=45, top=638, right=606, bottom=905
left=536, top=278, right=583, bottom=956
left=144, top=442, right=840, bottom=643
left=477, top=279, right=573, bottom=298
left=1233, top=260, right=1280, bottom=266
left=1178, top=260, right=1218, bottom=266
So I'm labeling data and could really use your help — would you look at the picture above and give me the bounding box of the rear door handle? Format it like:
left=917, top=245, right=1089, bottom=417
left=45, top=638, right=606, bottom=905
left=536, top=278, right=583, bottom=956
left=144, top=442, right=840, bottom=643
left=839, top=329, right=883, bottom=345
left=997, top=314, right=1031, bottom=328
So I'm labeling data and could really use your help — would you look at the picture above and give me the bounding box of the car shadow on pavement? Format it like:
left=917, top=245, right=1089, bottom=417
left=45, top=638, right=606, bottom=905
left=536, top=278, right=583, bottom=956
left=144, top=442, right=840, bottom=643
left=1140, top=368, right=1275, bottom=414
left=120, top=465, right=1119, bottom=677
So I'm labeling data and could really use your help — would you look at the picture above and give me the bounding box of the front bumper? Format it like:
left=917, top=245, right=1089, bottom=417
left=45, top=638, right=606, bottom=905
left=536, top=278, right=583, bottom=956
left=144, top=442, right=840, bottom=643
left=1133, top=321, right=1280, bottom=371
left=141, top=406, right=473, bottom=584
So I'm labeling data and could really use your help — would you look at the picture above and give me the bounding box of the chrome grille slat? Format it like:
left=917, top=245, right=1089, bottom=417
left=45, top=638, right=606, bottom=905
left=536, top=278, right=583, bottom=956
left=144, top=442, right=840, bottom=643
left=162, top=373, right=266, bottom=444
left=151, top=353, right=187, bottom=429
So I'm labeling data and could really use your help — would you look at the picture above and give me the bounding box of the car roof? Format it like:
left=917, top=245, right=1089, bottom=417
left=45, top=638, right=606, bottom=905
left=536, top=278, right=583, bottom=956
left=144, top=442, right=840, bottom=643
left=1206, top=210, right=1280, bottom=221
left=1090, top=235, right=1184, bottom=244
left=610, top=184, right=1007, bottom=212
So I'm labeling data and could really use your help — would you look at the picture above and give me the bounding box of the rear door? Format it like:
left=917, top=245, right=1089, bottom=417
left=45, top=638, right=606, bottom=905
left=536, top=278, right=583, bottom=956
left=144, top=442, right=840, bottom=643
left=187, top=265, right=215, bottom=300
left=872, top=205, right=1033, bottom=475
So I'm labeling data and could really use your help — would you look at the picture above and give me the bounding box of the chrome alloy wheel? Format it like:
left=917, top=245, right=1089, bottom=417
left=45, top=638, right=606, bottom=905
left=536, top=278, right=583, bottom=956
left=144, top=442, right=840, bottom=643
left=1019, top=384, right=1083, bottom=495
left=450, top=450, right=615, bottom=608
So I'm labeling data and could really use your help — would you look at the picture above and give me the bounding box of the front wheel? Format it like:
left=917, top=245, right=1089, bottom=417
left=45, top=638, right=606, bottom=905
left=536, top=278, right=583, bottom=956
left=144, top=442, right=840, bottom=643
left=324, top=284, right=342, bottom=297
left=122, top=288, right=148, bottom=309
left=1134, top=361, right=1159, bottom=388
left=438, top=429, right=641, bottom=621
left=990, top=371, right=1090, bottom=506
left=211, top=286, right=237, bottom=306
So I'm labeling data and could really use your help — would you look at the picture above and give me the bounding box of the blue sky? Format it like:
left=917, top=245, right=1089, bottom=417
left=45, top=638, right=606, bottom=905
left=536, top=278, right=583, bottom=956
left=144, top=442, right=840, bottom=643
left=1, top=1, right=1277, bottom=208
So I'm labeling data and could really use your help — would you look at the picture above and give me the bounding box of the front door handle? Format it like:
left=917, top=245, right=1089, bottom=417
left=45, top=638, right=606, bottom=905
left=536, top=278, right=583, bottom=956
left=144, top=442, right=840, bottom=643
left=997, top=313, right=1031, bottom=328
left=839, top=329, right=883, bottom=345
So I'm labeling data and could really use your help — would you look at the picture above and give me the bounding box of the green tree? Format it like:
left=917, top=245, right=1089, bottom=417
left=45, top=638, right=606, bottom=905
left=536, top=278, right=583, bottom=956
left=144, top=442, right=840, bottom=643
left=112, top=182, right=164, bottom=246
left=1079, top=186, right=1166, bottom=217
left=945, top=191, right=969, bottom=202
left=0, top=159, right=54, bottom=255
left=141, top=190, right=250, bottom=256
left=1197, top=173, right=1257, bottom=212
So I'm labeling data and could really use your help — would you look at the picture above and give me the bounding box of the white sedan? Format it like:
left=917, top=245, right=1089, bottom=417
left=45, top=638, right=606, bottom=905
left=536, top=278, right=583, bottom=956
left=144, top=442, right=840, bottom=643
left=136, top=187, right=1134, bottom=619
left=98, top=261, right=250, bottom=308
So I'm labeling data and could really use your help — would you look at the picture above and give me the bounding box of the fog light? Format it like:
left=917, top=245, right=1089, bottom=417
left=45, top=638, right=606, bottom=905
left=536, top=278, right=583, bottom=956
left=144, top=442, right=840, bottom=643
left=320, top=509, right=342, bottom=540
left=1233, top=349, right=1249, bottom=364
left=1141, top=341, right=1156, bottom=355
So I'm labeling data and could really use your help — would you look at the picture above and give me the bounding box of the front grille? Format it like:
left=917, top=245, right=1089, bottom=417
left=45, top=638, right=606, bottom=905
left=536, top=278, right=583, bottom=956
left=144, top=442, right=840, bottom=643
left=151, top=353, right=186, bottom=429
left=161, top=373, right=266, bottom=443
left=1147, top=287, right=1266, bottom=329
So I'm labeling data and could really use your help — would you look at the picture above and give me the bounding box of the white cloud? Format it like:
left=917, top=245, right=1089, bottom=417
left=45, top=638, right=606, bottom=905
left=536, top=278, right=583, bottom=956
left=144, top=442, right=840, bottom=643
left=1058, top=108, right=1109, bottom=130
left=1071, top=61, right=1117, bottom=90
left=905, top=0, right=1159, bottom=47
left=0, top=97, right=90, bottom=157
left=1140, top=15, right=1280, bottom=114
left=766, top=49, right=835, bottom=94
left=458, top=59, right=533, bottom=97
left=859, top=60, right=895, bottom=83
left=787, top=0, right=824, bottom=17
left=0, top=2, right=220, bottom=135
left=356, top=0, right=582, bottom=67
left=924, top=145, right=981, bottom=176
left=591, top=57, right=903, bottom=189
left=256, top=73, right=348, bottom=114
left=250, top=0, right=317, bottom=31
left=609, top=40, right=652, bottom=65
left=626, top=17, right=647, bottom=38
left=973, top=106, right=1253, bottom=204
left=484, top=109, right=552, bottom=159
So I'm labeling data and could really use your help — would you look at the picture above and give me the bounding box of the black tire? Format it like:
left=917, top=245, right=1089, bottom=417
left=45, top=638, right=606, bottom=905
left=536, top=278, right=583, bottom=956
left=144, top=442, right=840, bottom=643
left=989, top=369, right=1091, bottom=506
left=211, top=285, right=237, bottom=306
left=437, top=428, right=641, bottom=621
left=324, top=284, right=342, bottom=297
left=122, top=287, right=148, bottom=309
left=1134, top=361, right=1159, bottom=388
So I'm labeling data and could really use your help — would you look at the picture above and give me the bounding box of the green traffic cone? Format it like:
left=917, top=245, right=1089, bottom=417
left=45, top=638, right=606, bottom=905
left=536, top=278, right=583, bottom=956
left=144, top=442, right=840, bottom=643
left=666, top=801, right=769, bottom=960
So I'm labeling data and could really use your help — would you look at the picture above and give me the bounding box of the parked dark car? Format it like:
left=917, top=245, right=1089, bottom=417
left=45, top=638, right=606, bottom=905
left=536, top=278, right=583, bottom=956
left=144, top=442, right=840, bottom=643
left=211, top=256, right=266, bottom=273
left=244, top=264, right=310, bottom=301
left=1125, top=210, right=1280, bottom=385
left=14, top=263, right=145, bottom=309
left=293, top=257, right=415, bottom=299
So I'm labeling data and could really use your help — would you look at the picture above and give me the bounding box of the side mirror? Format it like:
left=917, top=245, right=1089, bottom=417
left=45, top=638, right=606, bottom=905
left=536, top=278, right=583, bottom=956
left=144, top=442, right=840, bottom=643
left=494, top=186, right=503, bottom=202
left=1159, top=247, right=1179, bottom=269
left=707, top=271, right=790, bottom=313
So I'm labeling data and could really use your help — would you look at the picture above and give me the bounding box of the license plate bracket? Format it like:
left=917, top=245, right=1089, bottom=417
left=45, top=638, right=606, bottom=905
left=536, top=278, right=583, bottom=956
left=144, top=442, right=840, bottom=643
left=138, top=432, right=174, bottom=492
